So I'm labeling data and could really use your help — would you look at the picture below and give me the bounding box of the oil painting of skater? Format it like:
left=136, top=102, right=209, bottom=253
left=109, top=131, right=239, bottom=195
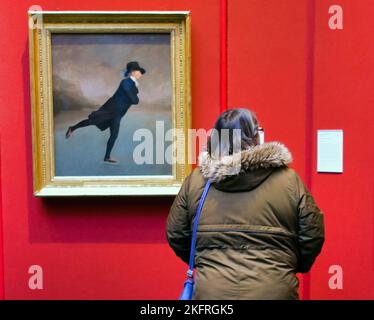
left=52, top=34, right=173, bottom=176
left=65, top=61, right=146, bottom=165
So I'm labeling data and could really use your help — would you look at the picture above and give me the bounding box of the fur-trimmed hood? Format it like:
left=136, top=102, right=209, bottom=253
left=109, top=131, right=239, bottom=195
left=198, top=141, right=293, bottom=190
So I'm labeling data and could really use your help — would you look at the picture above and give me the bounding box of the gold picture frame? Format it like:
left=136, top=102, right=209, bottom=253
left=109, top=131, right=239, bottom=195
left=28, top=11, right=191, bottom=196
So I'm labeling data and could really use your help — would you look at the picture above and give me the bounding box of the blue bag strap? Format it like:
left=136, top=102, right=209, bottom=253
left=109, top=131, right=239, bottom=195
left=187, top=179, right=211, bottom=277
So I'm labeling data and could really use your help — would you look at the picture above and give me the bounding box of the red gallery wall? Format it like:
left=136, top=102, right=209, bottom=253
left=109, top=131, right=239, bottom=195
left=309, top=0, right=374, bottom=299
left=0, top=0, right=373, bottom=299
left=228, top=0, right=374, bottom=299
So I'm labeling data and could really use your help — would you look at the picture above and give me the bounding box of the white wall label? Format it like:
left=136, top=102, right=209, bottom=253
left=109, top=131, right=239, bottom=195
left=317, top=130, right=343, bottom=173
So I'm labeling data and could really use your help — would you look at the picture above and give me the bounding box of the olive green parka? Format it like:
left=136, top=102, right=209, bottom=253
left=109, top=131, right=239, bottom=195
left=166, top=141, right=325, bottom=300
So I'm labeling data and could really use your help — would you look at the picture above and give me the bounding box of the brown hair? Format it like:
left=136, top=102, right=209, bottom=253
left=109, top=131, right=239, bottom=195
left=207, top=108, right=259, bottom=157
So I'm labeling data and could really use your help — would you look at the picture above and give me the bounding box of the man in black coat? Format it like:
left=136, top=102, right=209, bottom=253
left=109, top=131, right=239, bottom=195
left=65, top=61, right=146, bottom=164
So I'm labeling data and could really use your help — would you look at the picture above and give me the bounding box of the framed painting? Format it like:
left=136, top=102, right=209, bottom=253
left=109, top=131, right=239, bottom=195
left=28, top=11, right=191, bottom=196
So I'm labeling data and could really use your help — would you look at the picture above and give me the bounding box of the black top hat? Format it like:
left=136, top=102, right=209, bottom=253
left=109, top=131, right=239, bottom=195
left=124, top=61, right=146, bottom=77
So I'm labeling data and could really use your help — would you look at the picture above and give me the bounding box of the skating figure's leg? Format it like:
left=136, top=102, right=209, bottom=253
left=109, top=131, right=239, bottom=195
left=65, top=118, right=93, bottom=139
left=104, top=117, right=121, bottom=162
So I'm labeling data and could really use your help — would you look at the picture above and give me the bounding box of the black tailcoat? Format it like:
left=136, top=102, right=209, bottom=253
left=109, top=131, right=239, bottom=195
left=88, top=77, right=139, bottom=131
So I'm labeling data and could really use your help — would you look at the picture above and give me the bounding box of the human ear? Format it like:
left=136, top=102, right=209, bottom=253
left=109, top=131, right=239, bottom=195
left=255, top=132, right=260, bottom=145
